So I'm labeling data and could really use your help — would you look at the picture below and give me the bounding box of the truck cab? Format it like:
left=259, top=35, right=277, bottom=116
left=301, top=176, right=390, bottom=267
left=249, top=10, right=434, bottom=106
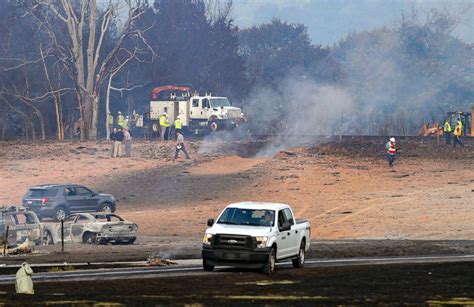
left=202, top=202, right=311, bottom=275
left=149, top=85, right=244, bottom=134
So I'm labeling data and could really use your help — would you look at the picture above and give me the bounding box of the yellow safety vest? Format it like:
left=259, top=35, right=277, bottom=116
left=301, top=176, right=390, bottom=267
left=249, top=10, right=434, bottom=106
left=117, top=115, right=124, bottom=127
left=443, top=121, right=451, bottom=132
left=454, top=122, right=462, bottom=136
left=107, top=115, right=114, bottom=125
left=175, top=119, right=182, bottom=129
left=159, top=115, right=169, bottom=127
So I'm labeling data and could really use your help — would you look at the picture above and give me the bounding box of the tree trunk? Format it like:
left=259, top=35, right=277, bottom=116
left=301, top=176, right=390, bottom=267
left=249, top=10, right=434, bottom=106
left=18, top=98, right=45, bottom=140
left=90, top=94, right=99, bottom=139
left=53, top=93, right=64, bottom=141
left=105, top=76, right=112, bottom=140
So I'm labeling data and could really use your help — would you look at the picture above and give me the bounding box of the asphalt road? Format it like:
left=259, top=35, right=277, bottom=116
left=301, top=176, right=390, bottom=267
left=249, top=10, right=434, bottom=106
left=3, top=254, right=474, bottom=283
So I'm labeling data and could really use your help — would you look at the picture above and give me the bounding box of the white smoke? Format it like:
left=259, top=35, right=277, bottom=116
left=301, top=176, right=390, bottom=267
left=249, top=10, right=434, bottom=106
left=244, top=77, right=355, bottom=157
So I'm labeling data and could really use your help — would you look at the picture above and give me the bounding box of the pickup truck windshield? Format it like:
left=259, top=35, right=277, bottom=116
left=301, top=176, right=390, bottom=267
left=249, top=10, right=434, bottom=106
left=217, top=208, right=275, bottom=227
left=210, top=98, right=230, bottom=108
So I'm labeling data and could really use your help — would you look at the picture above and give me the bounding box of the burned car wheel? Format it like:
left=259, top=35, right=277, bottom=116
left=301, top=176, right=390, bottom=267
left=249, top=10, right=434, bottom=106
left=43, top=230, right=54, bottom=245
left=82, top=232, right=97, bottom=244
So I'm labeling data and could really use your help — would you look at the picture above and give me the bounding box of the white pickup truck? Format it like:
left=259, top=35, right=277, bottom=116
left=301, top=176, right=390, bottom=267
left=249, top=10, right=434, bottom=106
left=202, top=202, right=311, bottom=274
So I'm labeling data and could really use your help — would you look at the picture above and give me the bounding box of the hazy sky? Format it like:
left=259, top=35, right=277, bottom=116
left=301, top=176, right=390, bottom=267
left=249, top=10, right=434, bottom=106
left=231, top=0, right=474, bottom=46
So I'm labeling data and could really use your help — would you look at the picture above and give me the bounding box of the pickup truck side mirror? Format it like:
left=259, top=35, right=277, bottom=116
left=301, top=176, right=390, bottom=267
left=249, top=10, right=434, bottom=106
left=207, top=218, right=214, bottom=227
left=279, top=221, right=291, bottom=232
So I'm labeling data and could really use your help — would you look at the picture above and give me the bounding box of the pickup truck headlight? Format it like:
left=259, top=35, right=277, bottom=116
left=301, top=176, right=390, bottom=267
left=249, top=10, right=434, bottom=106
left=255, top=236, right=268, bottom=248
left=202, top=233, right=213, bottom=245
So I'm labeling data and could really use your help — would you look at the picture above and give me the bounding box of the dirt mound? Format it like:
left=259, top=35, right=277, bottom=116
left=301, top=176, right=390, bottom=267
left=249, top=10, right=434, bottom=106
left=188, top=155, right=267, bottom=176
left=305, top=136, right=473, bottom=160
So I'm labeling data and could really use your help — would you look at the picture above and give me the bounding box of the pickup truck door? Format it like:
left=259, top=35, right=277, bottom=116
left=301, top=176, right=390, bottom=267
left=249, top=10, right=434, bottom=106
left=282, top=208, right=299, bottom=256
left=276, top=210, right=292, bottom=259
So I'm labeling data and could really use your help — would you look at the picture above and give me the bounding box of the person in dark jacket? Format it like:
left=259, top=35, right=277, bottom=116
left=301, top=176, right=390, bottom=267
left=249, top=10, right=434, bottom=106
left=113, top=128, right=125, bottom=158
left=174, top=130, right=190, bottom=160
left=109, top=127, right=117, bottom=157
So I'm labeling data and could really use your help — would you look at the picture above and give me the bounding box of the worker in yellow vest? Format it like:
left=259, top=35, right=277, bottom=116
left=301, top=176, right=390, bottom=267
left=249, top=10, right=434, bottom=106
left=107, top=112, right=114, bottom=133
left=174, top=115, right=182, bottom=139
left=453, top=120, right=464, bottom=147
left=159, top=112, right=170, bottom=141
left=117, top=111, right=125, bottom=128
left=443, top=119, right=451, bottom=145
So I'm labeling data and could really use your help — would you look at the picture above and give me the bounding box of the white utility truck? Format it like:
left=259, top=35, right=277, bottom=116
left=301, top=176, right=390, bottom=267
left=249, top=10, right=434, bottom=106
left=149, top=85, right=244, bottom=133
left=202, top=202, right=311, bottom=275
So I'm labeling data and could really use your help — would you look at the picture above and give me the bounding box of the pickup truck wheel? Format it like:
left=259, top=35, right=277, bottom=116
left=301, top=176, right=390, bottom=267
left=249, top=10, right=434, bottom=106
left=202, top=259, right=214, bottom=272
left=262, top=247, right=276, bottom=275
left=43, top=230, right=54, bottom=245
left=292, top=241, right=305, bottom=268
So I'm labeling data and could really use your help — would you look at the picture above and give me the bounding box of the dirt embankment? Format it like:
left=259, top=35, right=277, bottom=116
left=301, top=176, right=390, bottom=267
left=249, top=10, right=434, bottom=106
left=0, top=137, right=473, bottom=241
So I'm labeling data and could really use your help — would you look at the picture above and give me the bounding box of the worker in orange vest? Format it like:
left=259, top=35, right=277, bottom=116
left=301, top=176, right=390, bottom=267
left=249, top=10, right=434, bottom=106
left=385, top=137, right=397, bottom=167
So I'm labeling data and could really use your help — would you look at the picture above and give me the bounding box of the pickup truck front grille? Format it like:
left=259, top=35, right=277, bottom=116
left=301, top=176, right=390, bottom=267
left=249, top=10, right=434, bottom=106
left=214, top=234, right=253, bottom=249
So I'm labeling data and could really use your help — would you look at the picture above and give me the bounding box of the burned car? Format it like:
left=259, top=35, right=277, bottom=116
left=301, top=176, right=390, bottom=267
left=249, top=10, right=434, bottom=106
left=42, top=213, right=138, bottom=245
left=0, top=206, right=43, bottom=247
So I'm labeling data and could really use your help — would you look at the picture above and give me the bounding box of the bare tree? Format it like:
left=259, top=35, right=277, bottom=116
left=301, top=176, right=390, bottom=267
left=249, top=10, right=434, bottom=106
left=26, top=0, right=151, bottom=140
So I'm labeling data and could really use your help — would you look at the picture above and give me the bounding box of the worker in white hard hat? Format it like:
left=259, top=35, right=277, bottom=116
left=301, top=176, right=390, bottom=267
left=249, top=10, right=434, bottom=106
left=159, top=111, right=170, bottom=142
left=385, top=137, right=397, bottom=167
left=174, top=115, right=182, bottom=138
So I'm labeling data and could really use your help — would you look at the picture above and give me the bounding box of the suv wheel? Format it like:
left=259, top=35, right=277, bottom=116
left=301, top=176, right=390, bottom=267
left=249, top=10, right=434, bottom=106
left=99, top=202, right=114, bottom=213
left=54, top=207, right=67, bottom=222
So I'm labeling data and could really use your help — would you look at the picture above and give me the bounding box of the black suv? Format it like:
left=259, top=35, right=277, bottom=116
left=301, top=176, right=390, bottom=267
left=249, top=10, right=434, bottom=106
left=22, top=184, right=116, bottom=221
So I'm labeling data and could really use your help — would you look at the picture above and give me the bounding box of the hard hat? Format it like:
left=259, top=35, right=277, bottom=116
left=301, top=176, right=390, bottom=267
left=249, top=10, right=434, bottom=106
left=163, top=112, right=167, bottom=116
left=176, top=115, right=181, bottom=119
left=118, top=111, right=122, bottom=114
left=125, top=116, right=129, bottom=119
left=390, top=137, right=395, bottom=142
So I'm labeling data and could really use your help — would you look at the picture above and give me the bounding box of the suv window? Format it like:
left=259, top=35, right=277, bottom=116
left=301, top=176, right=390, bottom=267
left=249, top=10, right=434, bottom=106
left=64, top=187, right=76, bottom=196
left=28, top=188, right=58, bottom=198
left=192, top=99, right=199, bottom=107
left=76, top=187, right=92, bottom=196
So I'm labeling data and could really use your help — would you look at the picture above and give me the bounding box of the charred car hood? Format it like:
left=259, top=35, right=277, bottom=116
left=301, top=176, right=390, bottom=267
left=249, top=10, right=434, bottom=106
left=209, top=224, right=272, bottom=237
